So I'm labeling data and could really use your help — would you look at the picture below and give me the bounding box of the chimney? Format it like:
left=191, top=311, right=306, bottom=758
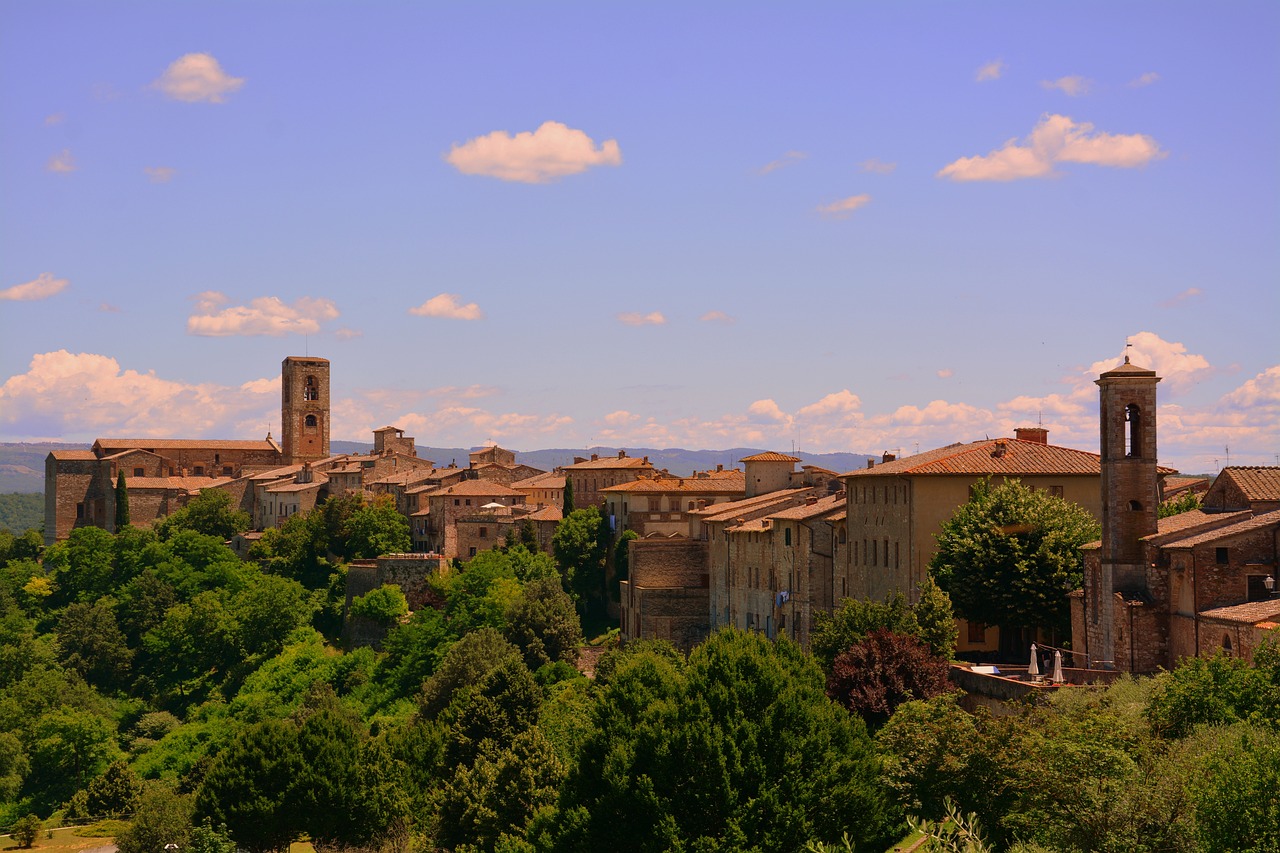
left=643, top=456, right=649, bottom=464
left=866, top=459, right=875, bottom=469
left=618, top=450, right=626, bottom=459
left=716, top=464, right=724, bottom=472
left=591, top=453, right=599, bottom=461
left=1015, top=427, right=1049, bottom=445
left=882, top=452, right=896, bottom=463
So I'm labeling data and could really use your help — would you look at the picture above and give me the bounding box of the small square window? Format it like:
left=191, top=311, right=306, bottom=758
left=479, top=527, right=488, bottom=538
left=468, top=547, right=477, bottom=557
left=967, top=621, right=987, bottom=643
left=133, top=467, right=145, bottom=477
left=1216, top=547, right=1229, bottom=565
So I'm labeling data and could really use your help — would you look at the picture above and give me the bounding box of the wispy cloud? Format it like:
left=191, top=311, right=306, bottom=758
left=700, top=310, right=735, bottom=324
left=186, top=292, right=339, bottom=336
left=975, top=60, right=1005, bottom=82
left=937, top=114, right=1165, bottom=182
left=1160, top=287, right=1202, bottom=308
left=859, top=158, right=897, bottom=174
left=99, top=303, right=120, bottom=313
left=445, top=121, right=622, bottom=184
left=936, top=368, right=954, bottom=379
left=617, top=311, right=666, bottom=326
left=757, top=150, right=807, bottom=175
left=816, top=194, right=871, bottom=218
left=1042, top=75, right=1092, bottom=97
left=143, top=166, right=177, bottom=183
left=408, top=293, right=484, bottom=320
left=153, top=53, right=245, bottom=103
left=44, top=113, right=66, bottom=126
left=1129, top=71, right=1160, bottom=88
left=46, top=149, right=76, bottom=173
left=0, top=273, right=69, bottom=302
left=334, top=327, right=363, bottom=340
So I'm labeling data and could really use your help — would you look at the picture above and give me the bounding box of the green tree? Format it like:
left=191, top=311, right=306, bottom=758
left=11, top=814, right=42, bottom=848
left=562, top=478, right=574, bottom=515
left=350, top=584, right=409, bottom=626
left=293, top=699, right=366, bottom=849
left=195, top=719, right=305, bottom=853
left=520, top=518, right=540, bottom=552
left=114, top=470, right=130, bottom=530
left=1146, top=639, right=1280, bottom=739
left=116, top=783, right=193, bottom=853
left=43, top=525, right=119, bottom=605
left=549, top=629, right=900, bottom=852
left=419, top=629, right=524, bottom=719
left=343, top=495, right=411, bottom=559
left=84, top=758, right=144, bottom=817
left=930, top=478, right=1100, bottom=639
left=28, top=706, right=121, bottom=806
left=552, top=508, right=608, bottom=609
left=155, top=489, right=251, bottom=541
left=612, top=529, right=639, bottom=600
left=914, top=574, right=958, bottom=661
left=55, top=598, right=134, bottom=692
left=810, top=591, right=920, bottom=673
left=1159, top=490, right=1203, bottom=518
left=876, top=694, right=981, bottom=822
left=504, top=577, right=582, bottom=670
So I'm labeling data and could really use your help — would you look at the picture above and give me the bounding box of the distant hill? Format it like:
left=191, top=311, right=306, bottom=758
left=1, top=441, right=877, bottom=495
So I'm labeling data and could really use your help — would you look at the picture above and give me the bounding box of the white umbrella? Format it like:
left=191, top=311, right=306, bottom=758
left=1051, top=649, right=1064, bottom=682
left=1028, top=642, right=1040, bottom=677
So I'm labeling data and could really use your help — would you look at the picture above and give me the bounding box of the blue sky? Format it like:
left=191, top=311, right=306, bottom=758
left=2, top=1, right=1277, bottom=473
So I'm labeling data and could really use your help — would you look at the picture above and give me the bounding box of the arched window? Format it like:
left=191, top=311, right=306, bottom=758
left=305, top=414, right=317, bottom=427
left=1223, top=634, right=1232, bottom=656
left=1125, top=404, right=1142, bottom=458
left=1128, top=500, right=1143, bottom=511
left=304, top=376, right=319, bottom=402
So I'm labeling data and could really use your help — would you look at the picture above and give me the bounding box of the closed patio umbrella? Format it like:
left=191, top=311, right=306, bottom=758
left=1028, top=642, right=1040, bottom=677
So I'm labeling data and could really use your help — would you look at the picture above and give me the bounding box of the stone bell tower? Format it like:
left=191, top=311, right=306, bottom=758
left=281, top=357, right=330, bottom=465
left=1091, top=355, right=1161, bottom=667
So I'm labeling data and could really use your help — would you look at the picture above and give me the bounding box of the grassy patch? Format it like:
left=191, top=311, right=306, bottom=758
left=1, top=825, right=119, bottom=852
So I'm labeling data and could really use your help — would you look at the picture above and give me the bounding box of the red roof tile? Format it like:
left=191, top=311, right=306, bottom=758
left=841, top=437, right=1176, bottom=478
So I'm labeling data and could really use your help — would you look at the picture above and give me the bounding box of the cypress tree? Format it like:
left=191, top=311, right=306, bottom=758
left=562, top=477, right=574, bottom=514
left=114, top=470, right=130, bottom=530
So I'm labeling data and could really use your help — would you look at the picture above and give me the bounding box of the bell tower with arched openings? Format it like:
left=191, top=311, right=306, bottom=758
left=1091, top=355, right=1161, bottom=666
left=281, top=356, right=330, bottom=465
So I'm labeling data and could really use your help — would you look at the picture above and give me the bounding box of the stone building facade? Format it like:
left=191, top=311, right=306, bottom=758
left=1071, top=361, right=1280, bottom=672
left=562, top=451, right=655, bottom=509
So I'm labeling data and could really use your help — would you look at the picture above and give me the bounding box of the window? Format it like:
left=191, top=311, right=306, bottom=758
left=1247, top=575, right=1271, bottom=602
left=304, top=376, right=319, bottom=401
left=894, top=541, right=900, bottom=569
left=839, top=529, right=847, bottom=544
left=872, top=539, right=878, bottom=566
left=1129, top=500, right=1143, bottom=511
left=76, top=502, right=85, bottom=520
left=1125, top=404, right=1142, bottom=457
left=222, top=466, right=233, bottom=476
left=479, top=526, right=488, bottom=538
left=967, top=621, right=987, bottom=643
left=1215, top=547, right=1229, bottom=565
left=193, top=466, right=204, bottom=476
left=1049, top=485, right=1064, bottom=498
left=465, top=499, right=472, bottom=506
left=784, top=527, right=792, bottom=547
left=133, top=467, right=145, bottom=477
left=454, top=499, right=461, bottom=506
left=468, top=547, right=477, bottom=557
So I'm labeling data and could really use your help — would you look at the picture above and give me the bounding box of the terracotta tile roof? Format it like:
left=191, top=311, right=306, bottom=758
left=840, top=437, right=1176, bottom=478
left=424, top=479, right=522, bottom=497
left=769, top=494, right=847, bottom=521
left=602, top=471, right=746, bottom=494
left=1143, top=509, right=1254, bottom=543
left=126, top=476, right=236, bottom=490
left=267, top=479, right=327, bottom=493
left=94, top=438, right=281, bottom=452
left=1164, top=475, right=1210, bottom=494
left=512, top=471, right=566, bottom=489
left=525, top=505, right=563, bottom=522
left=1217, top=467, right=1280, bottom=502
left=740, top=451, right=802, bottom=463
left=250, top=464, right=305, bottom=481
left=563, top=455, right=655, bottom=471
left=1159, top=509, right=1280, bottom=549
left=1198, top=599, right=1280, bottom=625
left=49, top=450, right=99, bottom=460
left=692, top=488, right=815, bottom=523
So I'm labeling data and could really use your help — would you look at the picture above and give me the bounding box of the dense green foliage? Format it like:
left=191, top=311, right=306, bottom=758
left=115, top=472, right=130, bottom=531
left=1159, top=490, right=1203, bottom=518
left=4, top=492, right=1279, bottom=853
left=0, top=494, right=43, bottom=536
left=930, top=478, right=1100, bottom=636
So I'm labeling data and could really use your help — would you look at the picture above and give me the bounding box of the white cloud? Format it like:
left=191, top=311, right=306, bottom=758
left=408, top=293, right=484, bottom=320
left=99, top=303, right=120, bottom=313
left=1221, top=365, right=1280, bottom=411
left=445, top=121, right=622, bottom=184
left=1087, top=332, right=1213, bottom=392
left=936, top=368, right=954, bottom=379
left=0, top=351, right=279, bottom=440
left=1160, top=287, right=1202, bottom=308
left=44, top=113, right=66, bottom=126
left=334, top=327, right=362, bottom=340
left=937, top=114, right=1165, bottom=182
left=859, top=158, right=897, bottom=175
left=0, top=273, right=69, bottom=302
left=797, top=390, right=862, bottom=419
left=153, top=53, right=245, bottom=103
left=426, top=385, right=500, bottom=400
left=46, top=149, right=76, bottom=173
left=975, top=60, right=1005, bottom=82
left=186, top=292, right=339, bottom=336
left=617, top=311, right=666, bottom=326
left=1042, top=75, right=1092, bottom=97
left=699, top=310, right=735, bottom=324
left=757, top=150, right=807, bottom=175
left=604, top=410, right=639, bottom=426
left=816, top=194, right=871, bottom=218
left=1129, top=71, right=1160, bottom=88
left=144, top=166, right=177, bottom=183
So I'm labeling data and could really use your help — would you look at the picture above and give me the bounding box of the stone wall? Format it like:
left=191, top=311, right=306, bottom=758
left=622, top=538, right=709, bottom=648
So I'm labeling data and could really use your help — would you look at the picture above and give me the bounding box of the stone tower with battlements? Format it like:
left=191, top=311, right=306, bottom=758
left=281, top=356, right=330, bottom=465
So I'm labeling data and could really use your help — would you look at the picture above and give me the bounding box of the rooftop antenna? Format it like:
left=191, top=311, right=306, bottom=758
left=914, top=441, right=919, bottom=455
left=1124, top=340, right=1133, bottom=363
left=1225, top=445, right=1230, bottom=468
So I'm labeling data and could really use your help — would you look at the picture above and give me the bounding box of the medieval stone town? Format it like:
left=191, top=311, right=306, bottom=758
left=45, top=355, right=1280, bottom=676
